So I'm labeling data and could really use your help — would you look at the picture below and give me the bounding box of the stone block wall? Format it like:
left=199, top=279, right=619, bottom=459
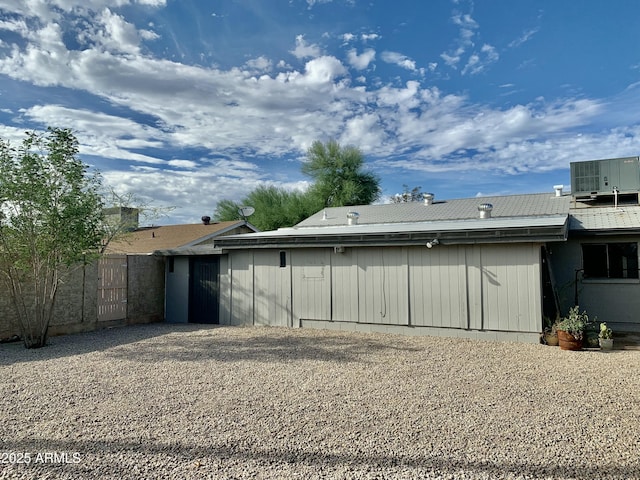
left=0, top=255, right=164, bottom=341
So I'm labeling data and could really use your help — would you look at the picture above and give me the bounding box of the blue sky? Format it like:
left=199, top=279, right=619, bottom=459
left=1, top=0, right=639, bottom=225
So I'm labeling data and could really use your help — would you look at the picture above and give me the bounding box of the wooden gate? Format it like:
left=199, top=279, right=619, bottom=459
left=98, top=255, right=128, bottom=322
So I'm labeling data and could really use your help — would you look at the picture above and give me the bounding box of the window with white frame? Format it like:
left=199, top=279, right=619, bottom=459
left=582, top=242, right=639, bottom=279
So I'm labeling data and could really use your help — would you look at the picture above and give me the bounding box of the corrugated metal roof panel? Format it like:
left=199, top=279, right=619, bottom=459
left=297, top=192, right=570, bottom=227
left=569, top=206, right=640, bottom=232
left=228, top=215, right=568, bottom=238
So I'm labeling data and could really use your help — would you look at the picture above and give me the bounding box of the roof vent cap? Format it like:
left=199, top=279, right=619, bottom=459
left=347, top=211, right=359, bottom=225
left=201, top=215, right=211, bottom=225
left=553, top=185, right=564, bottom=197
left=478, top=203, right=493, bottom=219
left=423, top=193, right=435, bottom=205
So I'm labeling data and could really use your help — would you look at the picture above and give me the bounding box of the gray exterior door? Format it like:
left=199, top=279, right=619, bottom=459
left=189, top=257, right=220, bottom=324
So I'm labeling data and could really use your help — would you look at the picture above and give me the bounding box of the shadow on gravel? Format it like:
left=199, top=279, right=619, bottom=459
left=0, top=323, right=422, bottom=366
left=103, top=326, right=422, bottom=364
left=3, top=436, right=638, bottom=480
left=0, top=323, right=180, bottom=366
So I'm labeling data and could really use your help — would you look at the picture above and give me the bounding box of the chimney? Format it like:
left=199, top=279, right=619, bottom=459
left=201, top=215, right=211, bottom=225
left=103, top=207, right=139, bottom=232
left=478, top=203, right=493, bottom=219
left=553, top=185, right=564, bottom=197
left=347, top=211, right=359, bottom=225
left=423, top=193, right=434, bottom=205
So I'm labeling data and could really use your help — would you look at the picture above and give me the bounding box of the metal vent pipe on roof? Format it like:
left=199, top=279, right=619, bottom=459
left=423, top=193, right=435, bottom=205
left=478, top=203, right=493, bottom=219
left=347, top=211, right=359, bottom=225
left=553, top=185, right=564, bottom=197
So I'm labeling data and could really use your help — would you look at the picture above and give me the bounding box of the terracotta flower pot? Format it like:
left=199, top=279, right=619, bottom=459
left=557, top=330, right=583, bottom=351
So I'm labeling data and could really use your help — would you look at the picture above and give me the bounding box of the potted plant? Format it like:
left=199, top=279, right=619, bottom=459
left=542, top=317, right=559, bottom=346
left=585, top=321, right=601, bottom=348
left=556, top=306, right=591, bottom=350
left=599, top=322, right=614, bottom=350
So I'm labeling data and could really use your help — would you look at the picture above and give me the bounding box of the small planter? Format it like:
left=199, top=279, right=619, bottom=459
left=544, top=332, right=559, bottom=346
left=557, top=330, right=583, bottom=351
left=599, top=338, right=614, bottom=350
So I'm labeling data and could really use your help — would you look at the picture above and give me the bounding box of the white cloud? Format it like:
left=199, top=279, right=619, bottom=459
left=341, top=33, right=355, bottom=43
left=361, top=33, right=380, bottom=42
left=290, top=34, right=322, bottom=59
left=462, top=44, right=499, bottom=75
left=22, top=104, right=168, bottom=164
left=509, top=28, right=539, bottom=48
left=306, top=0, right=333, bottom=7
left=339, top=113, right=384, bottom=153
left=167, top=159, right=197, bottom=169
left=92, top=8, right=144, bottom=54
left=1, top=0, right=639, bottom=222
left=346, top=48, right=375, bottom=70
left=381, top=51, right=416, bottom=71
left=441, top=9, right=481, bottom=72
left=245, top=55, right=273, bottom=72
left=298, top=55, right=348, bottom=84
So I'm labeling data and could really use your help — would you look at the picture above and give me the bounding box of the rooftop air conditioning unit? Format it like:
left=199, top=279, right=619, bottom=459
left=570, top=156, right=640, bottom=199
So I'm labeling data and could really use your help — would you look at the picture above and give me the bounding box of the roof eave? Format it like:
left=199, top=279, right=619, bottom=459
left=215, top=224, right=568, bottom=249
left=569, top=227, right=640, bottom=237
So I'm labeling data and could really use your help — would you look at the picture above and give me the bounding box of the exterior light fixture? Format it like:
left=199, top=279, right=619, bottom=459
left=426, top=239, right=440, bottom=249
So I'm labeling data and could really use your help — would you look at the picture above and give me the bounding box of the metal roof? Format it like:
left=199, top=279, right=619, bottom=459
left=569, top=205, right=640, bottom=233
left=214, top=192, right=571, bottom=249
left=296, top=192, right=570, bottom=227
left=228, top=215, right=568, bottom=237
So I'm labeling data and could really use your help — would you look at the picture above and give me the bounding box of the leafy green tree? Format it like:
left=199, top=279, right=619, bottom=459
left=214, top=140, right=379, bottom=230
left=0, top=128, right=105, bottom=348
left=302, top=140, right=380, bottom=207
left=213, top=198, right=243, bottom=222
left=213, top=185, right=318, bottom=231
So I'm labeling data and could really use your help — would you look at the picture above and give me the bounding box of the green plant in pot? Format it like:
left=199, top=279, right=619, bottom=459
left=556, top=306, right=592, bottom=351
left=598, top=322, right=614, bottom=350
left=585, top=321, right=601, bottom=348
left=542, top=317, right=559, bottom=346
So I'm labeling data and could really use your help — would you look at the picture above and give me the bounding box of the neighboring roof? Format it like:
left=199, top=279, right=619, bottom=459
left=214, top=193, right=571, bottom=249
left=105, top=220, right=257, bottom=254
left=569, top=205, right=640, bottom=234
left=155, top=244, right=225, bottom=257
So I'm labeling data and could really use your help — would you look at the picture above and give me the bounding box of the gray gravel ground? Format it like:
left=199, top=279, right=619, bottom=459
left=1, top=323, right=639, bottom=480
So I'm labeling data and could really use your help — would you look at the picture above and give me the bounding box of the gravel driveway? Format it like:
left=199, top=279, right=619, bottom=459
left=1, top=324, right=639, bottom=479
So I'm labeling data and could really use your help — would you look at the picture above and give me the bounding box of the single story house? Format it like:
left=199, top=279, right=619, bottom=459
left=160, top=156, right=640, bottom=341
left=162, top=191, right=569, bottom=342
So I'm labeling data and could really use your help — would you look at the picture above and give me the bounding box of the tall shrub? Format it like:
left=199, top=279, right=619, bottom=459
left=0, top=128, right=104, bottom=348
